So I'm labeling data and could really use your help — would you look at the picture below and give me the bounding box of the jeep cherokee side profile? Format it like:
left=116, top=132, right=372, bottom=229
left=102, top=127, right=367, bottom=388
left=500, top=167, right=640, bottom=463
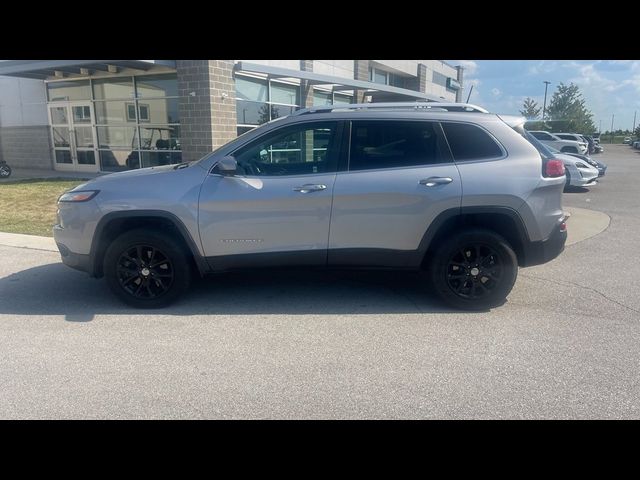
left=54, top=102, right=568, bottom=310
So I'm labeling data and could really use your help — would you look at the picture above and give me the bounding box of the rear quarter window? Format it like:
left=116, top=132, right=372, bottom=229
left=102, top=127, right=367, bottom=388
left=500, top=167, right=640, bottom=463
left=441, top=122, right=503, bottom=161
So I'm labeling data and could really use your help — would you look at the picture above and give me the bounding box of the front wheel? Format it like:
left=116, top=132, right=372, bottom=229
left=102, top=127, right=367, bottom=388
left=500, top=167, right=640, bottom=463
left=427, top=229, right=518, bottom=310
left=0, top=164, right=11, bottom=178
left=104, top=229, right=192, bottom=308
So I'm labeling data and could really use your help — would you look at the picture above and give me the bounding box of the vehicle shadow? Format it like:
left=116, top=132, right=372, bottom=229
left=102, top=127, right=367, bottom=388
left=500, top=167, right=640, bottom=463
left=564, top=186, right=590, bottom=193
left=0, top=262, right=461, bottom=322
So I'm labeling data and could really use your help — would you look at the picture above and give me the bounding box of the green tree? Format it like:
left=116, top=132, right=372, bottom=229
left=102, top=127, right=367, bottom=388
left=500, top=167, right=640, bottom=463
left=546, top=83, right=596, bottom=134
left=520, top=97, right=542, bottom=120
left=635, top=124, right=640, bottom=138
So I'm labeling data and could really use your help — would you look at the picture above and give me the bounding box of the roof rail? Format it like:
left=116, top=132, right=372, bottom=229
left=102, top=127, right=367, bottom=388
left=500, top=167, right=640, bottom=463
left=291, top=102, right=490, bottom=116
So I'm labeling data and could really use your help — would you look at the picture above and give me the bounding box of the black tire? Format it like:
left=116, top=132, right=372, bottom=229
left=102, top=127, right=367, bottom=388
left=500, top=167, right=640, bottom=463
left=0, top=164, right=11, bottom=178
left=104, top=229, right=191, bottom=308
left=564, top=169, right=572, bottom=191
left=427, top=229, right=518, bottom=311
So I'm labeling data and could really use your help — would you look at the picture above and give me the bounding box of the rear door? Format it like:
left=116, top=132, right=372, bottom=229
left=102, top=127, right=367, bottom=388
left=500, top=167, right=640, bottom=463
left=328, top=119, right=462, bottom=267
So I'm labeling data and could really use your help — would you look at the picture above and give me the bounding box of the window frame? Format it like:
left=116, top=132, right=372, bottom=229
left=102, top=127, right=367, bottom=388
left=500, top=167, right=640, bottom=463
left=344, top=119, right=454, bottom=173
left=226, top=120, right=345, bottom=178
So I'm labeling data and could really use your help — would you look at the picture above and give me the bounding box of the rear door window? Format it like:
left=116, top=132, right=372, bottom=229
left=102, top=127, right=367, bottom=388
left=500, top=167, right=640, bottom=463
left=348, top=120, right=449, bottom=171
left=441, top=122, right=503, bottom=161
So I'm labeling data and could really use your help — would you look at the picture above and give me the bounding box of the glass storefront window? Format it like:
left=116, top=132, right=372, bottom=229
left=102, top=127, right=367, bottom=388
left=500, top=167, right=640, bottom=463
left=270, top=82, right=299, bottom=106
left=47, top=80, right=91, bottom=101
left=49, top=106, right=68, bottom=124
left=313, top=91, right=332, bottom=106
left=95, top=100, right=131, bottom=124
left=99, top=150, right=137, bottom=172
left=333, top=94, right=352, bottom=105
left=138, top=98, right=180, bottom=124
left=135, top=74, right=178, bottom=98
left=236, top=76, right=268, bottom=102
left=236, top=100, right=268, bottom=126
left=97, top=126, right=137, bottom=149
left=92, top=77, right=134, bottom=99
left=138, top=125, right=181, bottom=150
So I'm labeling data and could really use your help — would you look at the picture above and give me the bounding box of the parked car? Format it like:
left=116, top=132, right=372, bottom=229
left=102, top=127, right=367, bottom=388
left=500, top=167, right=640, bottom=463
left=552, top=133, right=590, bottom=154
left=546, top=145, right=607, bottom=177
left=623, top=137, right=631, bottom=144
left=522, top=133, right=598, bottom=189
left=54, top=102, right=568, bottom=311
left=527, top=130, right=589, bottom=155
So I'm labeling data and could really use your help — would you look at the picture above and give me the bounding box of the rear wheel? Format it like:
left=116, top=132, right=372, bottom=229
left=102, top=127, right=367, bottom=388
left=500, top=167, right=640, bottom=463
left=427, top=229, right=518, bottom=310
left=104, top=229, right=191, bottom=308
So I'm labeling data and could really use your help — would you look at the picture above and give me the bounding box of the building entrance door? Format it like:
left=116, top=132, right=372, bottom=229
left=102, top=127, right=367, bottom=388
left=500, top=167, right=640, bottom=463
left=48, top=102, right=99, bottom=172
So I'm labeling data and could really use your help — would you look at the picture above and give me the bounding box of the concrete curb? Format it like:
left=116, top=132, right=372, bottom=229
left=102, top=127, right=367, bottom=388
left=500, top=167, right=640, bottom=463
left=0, top=206, right=611, bottom=254
left=0, top=232, right=57, bottom=252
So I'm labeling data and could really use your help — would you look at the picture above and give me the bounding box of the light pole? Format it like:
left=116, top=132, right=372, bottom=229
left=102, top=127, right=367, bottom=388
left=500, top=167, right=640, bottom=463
left=633, top=111, right=637, bottom=134
left=610, top=114, right=615, bottom=144
left=542, top=81, right=551, bottom=122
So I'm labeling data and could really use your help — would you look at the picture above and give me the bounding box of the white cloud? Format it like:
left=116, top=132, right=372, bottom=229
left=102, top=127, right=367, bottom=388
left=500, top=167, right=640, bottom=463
left=491, top=88, right=501, bottom=97
left=458, top=60, right=478, bottom=75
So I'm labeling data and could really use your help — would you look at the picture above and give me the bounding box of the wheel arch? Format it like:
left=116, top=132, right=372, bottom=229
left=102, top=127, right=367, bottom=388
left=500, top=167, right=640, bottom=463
left=418, top=206, right=531, bottom=268
left=89, top=210, right=208, bottom=278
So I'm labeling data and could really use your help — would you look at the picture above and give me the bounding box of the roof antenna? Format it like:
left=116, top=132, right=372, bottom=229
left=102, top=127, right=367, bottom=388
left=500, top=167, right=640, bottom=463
left=466, top=85, right=474, bottom=103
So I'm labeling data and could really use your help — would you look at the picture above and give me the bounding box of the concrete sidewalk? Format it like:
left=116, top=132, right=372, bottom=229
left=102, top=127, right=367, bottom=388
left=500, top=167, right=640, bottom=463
left=0, top=206, right=610, bottom=254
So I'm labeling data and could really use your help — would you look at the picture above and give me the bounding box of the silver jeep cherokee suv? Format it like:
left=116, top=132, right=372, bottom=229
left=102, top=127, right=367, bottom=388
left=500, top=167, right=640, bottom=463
left=54, top=102, right=568, bottom=310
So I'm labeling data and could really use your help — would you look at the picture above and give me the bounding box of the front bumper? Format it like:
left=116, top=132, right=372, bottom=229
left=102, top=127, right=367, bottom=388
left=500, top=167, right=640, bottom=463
left=521, top=217, right=568, bottom=267
left=56, top=240, right=91, bottom=273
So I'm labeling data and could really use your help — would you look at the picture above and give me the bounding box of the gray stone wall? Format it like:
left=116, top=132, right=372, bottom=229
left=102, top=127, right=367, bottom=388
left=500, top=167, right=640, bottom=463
left=300, top=60, right=314, bottom=108
left=0, top=125, right=51, bottom=169
left=354, top=60, right=370, bottom=103
left=177, top=60, right=237, bottom=162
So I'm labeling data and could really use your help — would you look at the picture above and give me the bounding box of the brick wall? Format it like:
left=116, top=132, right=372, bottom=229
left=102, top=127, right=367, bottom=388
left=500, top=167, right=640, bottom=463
left=354, top=60, right=370, bottom=103
left=176, top=60, right=237, bottom=162
left=0, top=125, right=51, bottom=169
left=300, top=60, right=314, bottom=108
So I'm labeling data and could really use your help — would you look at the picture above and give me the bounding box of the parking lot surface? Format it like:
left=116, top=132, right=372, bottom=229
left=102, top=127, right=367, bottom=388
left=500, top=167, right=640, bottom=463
left=1, top=145, right=639, bottom=419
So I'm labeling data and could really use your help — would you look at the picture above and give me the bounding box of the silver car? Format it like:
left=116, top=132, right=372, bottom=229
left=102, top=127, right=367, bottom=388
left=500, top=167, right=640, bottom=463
left=54, top=102, right=568, bottom=310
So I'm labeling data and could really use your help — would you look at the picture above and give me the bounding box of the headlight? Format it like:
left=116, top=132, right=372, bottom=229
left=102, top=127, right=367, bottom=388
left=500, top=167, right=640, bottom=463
left=58, top=190, right=100, bottom=203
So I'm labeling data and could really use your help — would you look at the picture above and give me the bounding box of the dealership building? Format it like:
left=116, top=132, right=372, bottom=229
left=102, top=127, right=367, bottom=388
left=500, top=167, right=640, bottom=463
left=0, top=60, right=464, bottom=173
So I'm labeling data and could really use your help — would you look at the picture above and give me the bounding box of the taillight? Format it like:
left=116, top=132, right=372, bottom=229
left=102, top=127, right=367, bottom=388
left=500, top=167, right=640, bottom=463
left=544, top=159, right=565, bottom=177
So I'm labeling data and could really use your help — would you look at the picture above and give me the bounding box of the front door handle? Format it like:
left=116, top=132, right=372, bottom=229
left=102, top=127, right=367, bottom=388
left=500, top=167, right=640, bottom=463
left=293, top=184, right=327, bottom=193
left=419, top=177, right=453, bottom=187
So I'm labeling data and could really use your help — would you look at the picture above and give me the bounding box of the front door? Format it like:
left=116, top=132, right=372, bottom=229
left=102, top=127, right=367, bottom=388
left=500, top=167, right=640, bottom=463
left=198, top=121, right=342, bottom=270
left=48, top=102, right=99, bottom=172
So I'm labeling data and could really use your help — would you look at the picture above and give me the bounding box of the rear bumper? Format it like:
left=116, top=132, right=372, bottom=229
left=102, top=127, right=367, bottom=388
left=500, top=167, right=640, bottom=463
left=521, top=218, right=567, bottom=267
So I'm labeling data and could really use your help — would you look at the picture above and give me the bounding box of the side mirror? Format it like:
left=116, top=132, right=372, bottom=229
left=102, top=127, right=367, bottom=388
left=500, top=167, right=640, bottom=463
left=212, top=156, right=237, bottom=176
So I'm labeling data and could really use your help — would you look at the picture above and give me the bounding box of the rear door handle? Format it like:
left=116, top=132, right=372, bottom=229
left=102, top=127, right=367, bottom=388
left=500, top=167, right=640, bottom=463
left=419, top=177, right=453, bottom=187
left=293, top=184, right=327, bottom=193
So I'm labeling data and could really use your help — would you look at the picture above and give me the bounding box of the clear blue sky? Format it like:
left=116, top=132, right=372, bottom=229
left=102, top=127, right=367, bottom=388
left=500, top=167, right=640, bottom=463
left=446, top=60, right=640, bottom=132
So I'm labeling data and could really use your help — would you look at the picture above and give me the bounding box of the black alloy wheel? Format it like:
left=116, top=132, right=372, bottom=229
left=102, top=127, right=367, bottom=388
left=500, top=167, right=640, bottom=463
left=428, top=229, right=518, bottom=310
left=104, top=229, right=191, bottom=308
left=116, top=244, right=174, bottom=299
left=445, top=244, right=503, bottom=300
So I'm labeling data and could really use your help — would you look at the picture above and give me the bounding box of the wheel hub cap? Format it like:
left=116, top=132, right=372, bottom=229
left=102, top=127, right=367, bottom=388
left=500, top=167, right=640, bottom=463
left=470, top=267, right=480, bottom=276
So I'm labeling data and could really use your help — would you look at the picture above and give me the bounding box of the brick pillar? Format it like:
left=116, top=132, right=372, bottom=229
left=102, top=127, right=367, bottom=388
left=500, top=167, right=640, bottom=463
left=418, top=63, right=427, bottom=94
left=177, top=60, right=237, bottom=162
left=456, top=65, right=464, bottom=103
left=300, top=60, right=314, bottom=108
left=354, top=60, right=370, bottom=103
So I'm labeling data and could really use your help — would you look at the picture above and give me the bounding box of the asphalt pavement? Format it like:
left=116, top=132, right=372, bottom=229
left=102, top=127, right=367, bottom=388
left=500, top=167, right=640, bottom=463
left=0, top=145, right=638, bottom=419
